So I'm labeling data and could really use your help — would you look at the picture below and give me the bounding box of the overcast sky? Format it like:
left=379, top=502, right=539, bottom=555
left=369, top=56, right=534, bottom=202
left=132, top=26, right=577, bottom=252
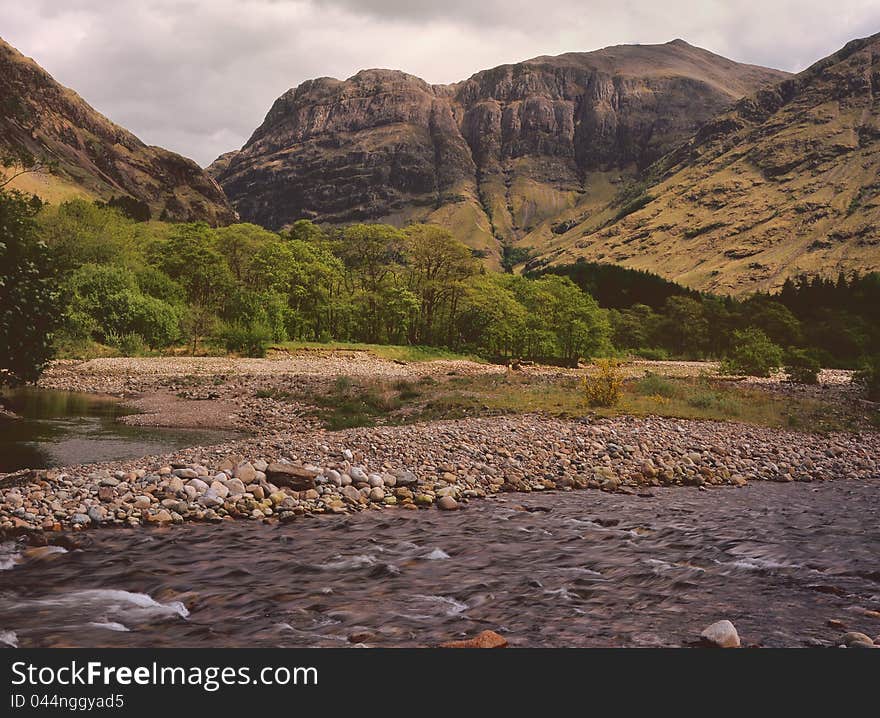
left=3, top=0, right=879, bottom=166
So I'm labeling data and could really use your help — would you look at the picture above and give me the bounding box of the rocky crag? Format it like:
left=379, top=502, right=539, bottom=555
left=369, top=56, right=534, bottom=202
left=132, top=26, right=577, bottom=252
left=211, top=40, right=786, bottom=265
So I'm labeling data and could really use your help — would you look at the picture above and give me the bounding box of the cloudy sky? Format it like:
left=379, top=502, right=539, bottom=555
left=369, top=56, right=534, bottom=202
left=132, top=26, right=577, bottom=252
left=3, top=0, right=879, bottom=166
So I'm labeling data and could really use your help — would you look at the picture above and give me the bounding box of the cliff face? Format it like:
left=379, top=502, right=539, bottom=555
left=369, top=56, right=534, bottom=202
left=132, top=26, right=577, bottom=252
left=534, top=33, right=880, bottom=294
left=0, top=38, right=235, bottom=224
left=212, top=41, right=787, bottom=261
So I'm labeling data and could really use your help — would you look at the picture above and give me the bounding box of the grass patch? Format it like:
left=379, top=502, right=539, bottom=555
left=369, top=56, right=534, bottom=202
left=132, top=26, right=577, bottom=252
left=263, top=368, right=872, bottom=434
left=276, top=341, right=485, bottom=363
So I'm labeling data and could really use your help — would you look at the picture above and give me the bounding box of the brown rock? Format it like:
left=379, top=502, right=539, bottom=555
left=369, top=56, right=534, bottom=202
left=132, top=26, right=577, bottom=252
left=266, top=463, right=318, bottom=491
left=440, top=630, right=508, bottom=649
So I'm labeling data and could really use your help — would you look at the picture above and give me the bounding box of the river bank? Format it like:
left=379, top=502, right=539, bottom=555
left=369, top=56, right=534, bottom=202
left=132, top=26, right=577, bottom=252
left=1, top=355, right=877, bottom=536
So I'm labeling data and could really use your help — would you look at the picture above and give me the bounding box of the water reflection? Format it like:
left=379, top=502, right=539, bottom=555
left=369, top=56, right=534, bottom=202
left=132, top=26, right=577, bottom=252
left=0, top=388, right=230, bottom=473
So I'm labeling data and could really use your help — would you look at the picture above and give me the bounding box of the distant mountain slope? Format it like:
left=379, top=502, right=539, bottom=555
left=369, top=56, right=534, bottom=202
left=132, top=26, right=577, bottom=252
left=211, top=40, right=786, bottom=264
left=0, top=38, right=235, bottom=224
left=533, top=33, right=880, bottom=293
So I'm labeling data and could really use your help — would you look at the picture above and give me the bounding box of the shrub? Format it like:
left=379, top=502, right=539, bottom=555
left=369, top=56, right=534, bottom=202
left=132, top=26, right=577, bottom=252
left=855, top=356, right=880, bottom=401
left=686, top=389, right=740, bottom=416
left=784, top=348, right=821, bottom=385
left=720, top=329, right=783, bottom=377
left=582, top=358, right=624, bottom=407
left=635, top=372, right=677, bottom=398
left=216, top=322, right=272, bottom=357
left=632, top=347, right=670, bottom=361
left=108, top=332, right=146, bottom=357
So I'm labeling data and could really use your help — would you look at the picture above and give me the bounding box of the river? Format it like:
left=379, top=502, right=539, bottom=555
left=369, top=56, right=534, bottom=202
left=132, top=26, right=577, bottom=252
left=0, top=388, right=230, bottom=473
left=1, top=479, right=878, bottom=647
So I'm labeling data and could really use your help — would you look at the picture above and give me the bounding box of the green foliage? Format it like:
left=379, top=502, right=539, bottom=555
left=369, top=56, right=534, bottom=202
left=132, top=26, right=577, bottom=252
left=855, top=356, right=880, bottom=401
left=784, top=348, right=821, bottom=385
left=0, top=189, right=61, bottom=385
left=635, top=372, right=677, bottom=398
left=500, top=245, right=532, bottom=273
left=216, top=322, right=272, bottom=358
left=38, top=199, right=146, bottom=273
left=721, top=329, right=784, bottom=377
left=632, top=347, right=670, bottom=360
left=66, top=264, right=180, bottom=349
left=96, top=196, right=151, bottom=222
left=106, top=331, right=147, bottom=357
left=26, top=197, right=879, bottom=372
left=661, top=296, right=709, bottom=358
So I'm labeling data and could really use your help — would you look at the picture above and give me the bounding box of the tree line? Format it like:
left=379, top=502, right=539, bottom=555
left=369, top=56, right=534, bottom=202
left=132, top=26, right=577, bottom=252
left=1, top=187, right=878, bottom=396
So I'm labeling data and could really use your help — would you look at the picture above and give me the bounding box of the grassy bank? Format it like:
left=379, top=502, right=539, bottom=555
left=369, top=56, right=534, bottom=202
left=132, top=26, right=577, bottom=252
left=281, top=371, right=872, bottom=433
left=55, top=339, right=486, bottom=364
left=275, top=341, right=485, bottom=364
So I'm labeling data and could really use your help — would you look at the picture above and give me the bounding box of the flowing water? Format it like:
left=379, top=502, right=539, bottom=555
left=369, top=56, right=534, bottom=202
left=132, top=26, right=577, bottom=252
left=0, top=388, right=229, bottom=473
left=1, top=480, right=878, bottom=648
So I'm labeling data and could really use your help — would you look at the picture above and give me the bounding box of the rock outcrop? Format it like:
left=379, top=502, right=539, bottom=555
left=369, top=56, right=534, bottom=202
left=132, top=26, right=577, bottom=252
left=212, top=40, right=786, bottom=262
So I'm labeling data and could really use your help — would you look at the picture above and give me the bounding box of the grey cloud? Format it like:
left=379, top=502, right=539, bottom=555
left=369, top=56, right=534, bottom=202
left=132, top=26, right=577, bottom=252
left=1, top=0, right=878, bottom=166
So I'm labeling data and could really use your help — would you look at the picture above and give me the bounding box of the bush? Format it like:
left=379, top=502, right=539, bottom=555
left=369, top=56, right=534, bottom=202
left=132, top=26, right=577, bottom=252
left=635, top=372, right=677, bottom=398
left=106, top=331, right=146, bottom=356
left=632, top=347, right=669, bottom=361
left=855, top=356, right=880, bottom=401
left=582, top=358, right=624, bottom=407
left=721, top=329, right=783, bottom=377
left=784, top=348, right=821, bottom=385
left=216, top=322, right=272, bottom=357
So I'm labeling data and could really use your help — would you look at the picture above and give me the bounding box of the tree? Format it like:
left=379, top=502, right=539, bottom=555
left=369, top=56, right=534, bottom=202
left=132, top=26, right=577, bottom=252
left=609, top=303, right=659, bottom=350
left=214, top=223, right=277, bottom=282
left=456, top=275, right=526, bottom=357
left=0, top=189, right=61, bottom=385
left=151, top=223, right=231, bottom=354
left=1, top=146, right=56, bottom=190
left=660, top=296, right=708, bottom=357
left=403, top=224, right=476, bottom=344
left=338, top=224, right=405, bottom=343
left=39, top=199, right=141, bottom=273
left=741, top=298, right=802, bottom=347
left=721, top=328, right=783, bottom=377
left=67, top=264, right=180, bottom=349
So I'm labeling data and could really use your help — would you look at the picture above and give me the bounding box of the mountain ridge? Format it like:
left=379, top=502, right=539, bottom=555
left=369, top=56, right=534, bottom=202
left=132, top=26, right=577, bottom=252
left=530, top=31, right=880, bottom=293
left=210, top=39, right=788, bottom=265
left=0, top=37, right=235, bottom=224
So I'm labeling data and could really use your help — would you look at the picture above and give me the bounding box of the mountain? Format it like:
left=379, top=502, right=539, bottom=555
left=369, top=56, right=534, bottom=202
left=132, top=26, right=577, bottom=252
left=0, top=38, right=235, bottom=224
left=531, top=33, right=880, bottom=293
left=210, top=41, right=787, bottom=264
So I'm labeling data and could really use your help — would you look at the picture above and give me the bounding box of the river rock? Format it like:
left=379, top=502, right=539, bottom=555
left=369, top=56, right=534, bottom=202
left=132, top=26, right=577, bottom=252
left=210, top=481, right=230, bottom=499
left=437, top=496, right=458, bottom=511
left=369, top=487, right=385, bottom=502
left=440, top=630, right=508, bottom=648
left=266, top=463, right=318, bottom=490
left=234, top=462, right=257, bottom=483
left=349, top=466, right=368, bottom=483
left=700, top=620, right=741, bottom=648
left=225, top=478, right=247, bottom=497
left=187, top=478, right=209, bottom=493
left=842, top=631, right=874, bottom=647
left=392, top=469, right=418, bottom=487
